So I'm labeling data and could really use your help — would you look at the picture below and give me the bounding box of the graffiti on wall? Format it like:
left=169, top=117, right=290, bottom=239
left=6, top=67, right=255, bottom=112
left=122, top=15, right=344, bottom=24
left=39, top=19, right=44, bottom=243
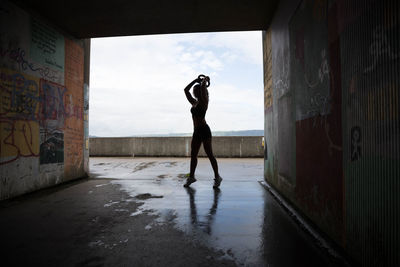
left=289, top=0, right=343, bottom=154
left=288, top=0, right=344, bottom=244
left=39, top=79, right=65, bottom=164
left=30, top=17, right=65, bottom=72
left=350, top=126, right=361, bottom=161
left=341, top=1, right=400, bottom=161
left=0, top=62, right=86, bottom=167
left=0, top=46, right=59, bottom=82
left=266, top=0, right=399, bottom=264
left=364, top=26, right=399, bottom=74
left=0, top=68, right=40, bottom=164
left=340, top=1, right=400, bottom=265
left=0, top=62, right=85, bottom=167
left=0, top=67, right=71, bottom=165
left=290, top=0, right=331, bottom=121
left=0, top=0, right=88, bottom=201
left=0, top=68, right=41, bottom=119
left=0, top=1, right=64, bottom=84
left=0, top=0, right=85, bottom=169
left=0, top=67, right=71, bottom=166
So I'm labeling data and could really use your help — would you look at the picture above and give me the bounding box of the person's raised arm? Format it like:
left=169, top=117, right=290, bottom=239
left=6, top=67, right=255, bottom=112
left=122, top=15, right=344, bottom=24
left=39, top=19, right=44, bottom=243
left=184, top=78, right=199, bottom=105
left=198, top=76, right=210, bottom=106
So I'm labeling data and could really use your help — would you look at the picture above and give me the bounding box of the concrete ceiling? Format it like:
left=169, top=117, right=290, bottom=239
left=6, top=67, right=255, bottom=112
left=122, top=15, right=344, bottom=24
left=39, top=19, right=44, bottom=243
left=14, top=0, right=279, bottom=38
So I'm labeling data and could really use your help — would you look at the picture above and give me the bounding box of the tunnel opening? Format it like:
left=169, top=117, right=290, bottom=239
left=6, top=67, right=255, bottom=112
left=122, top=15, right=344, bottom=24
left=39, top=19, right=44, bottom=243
left=87, top=30, right=266, bottom=189
left=86, top=32, right=271, bottom=265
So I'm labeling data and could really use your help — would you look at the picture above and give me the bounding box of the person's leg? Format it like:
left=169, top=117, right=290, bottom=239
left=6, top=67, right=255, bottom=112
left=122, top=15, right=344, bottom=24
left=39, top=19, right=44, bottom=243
left=203, top=138, right=219, bottom=178
left=189, top=137, right=202, bottom=178
left=185, top=137, right=201, bottom=187
left=203, top=138, right=222, bottom=188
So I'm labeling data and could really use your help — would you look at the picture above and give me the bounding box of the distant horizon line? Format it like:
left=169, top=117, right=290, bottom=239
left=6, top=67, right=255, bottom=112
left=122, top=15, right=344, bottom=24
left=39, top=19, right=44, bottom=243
left=90, top=129, right=264, bottom=138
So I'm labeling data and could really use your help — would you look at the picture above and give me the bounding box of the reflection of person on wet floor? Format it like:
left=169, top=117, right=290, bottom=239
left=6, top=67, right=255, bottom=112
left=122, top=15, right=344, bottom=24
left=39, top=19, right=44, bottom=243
left=185, top=187, right=221, bottom=234
left=183, top=75, right=222, bottom=188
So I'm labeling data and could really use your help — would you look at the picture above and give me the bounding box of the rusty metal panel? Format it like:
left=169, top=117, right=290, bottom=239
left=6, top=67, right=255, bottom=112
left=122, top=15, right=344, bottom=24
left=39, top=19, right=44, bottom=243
left=341, top=0, right=400, bottom=265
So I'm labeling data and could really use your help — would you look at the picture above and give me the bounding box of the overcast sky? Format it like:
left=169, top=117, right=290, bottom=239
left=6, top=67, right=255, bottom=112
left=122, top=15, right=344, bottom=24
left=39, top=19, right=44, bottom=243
left=89, top=31, right=264, bottom=137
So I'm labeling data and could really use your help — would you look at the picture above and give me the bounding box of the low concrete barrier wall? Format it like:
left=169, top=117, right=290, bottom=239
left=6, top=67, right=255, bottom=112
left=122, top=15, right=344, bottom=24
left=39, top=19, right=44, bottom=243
left=90, top=136, right=263, bottom=158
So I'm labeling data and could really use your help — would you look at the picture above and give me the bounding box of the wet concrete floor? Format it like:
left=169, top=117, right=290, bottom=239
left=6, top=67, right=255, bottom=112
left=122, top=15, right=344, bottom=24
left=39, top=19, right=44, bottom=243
left=0, top=157, right=347, bottom=266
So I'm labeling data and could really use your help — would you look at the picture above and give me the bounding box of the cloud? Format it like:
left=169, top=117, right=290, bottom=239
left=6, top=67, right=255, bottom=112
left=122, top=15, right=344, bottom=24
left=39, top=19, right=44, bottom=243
left=173, top=31, right=263, bottom=65
left=89, top=31, right=263, bottom=136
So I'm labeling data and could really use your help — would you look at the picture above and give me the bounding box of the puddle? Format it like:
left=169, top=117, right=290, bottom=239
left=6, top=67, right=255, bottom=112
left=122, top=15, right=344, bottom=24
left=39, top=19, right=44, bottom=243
left=114, top=209, right=129, bottom=212
left=111, top=174, right=265, bottom=266
left=135, top=193, right=164, bottom=200
left=104, top=201, right=119, bottom=207
left=90, top=157, right=266, bottom=265
left=133, top=162, right=157, bottom=172
left=130, top=210, right=143, bottom=217
left=95, top=183, right=109, bottom=187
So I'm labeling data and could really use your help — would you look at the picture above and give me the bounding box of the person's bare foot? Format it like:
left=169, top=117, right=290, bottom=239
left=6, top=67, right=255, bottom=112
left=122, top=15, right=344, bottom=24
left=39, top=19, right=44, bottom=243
left=183, top=177, right=197, bottom=187
left=213, top=176, right=222, bottom=188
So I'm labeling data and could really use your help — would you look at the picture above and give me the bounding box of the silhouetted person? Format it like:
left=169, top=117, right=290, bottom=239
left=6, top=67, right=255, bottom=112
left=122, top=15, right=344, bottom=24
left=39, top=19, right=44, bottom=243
left=183, top=75, right=222, bottom=188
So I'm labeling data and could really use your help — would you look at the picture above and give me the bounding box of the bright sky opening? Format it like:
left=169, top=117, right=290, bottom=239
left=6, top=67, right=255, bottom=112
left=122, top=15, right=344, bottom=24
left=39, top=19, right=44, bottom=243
left=89, top=31, right=264, bottom=137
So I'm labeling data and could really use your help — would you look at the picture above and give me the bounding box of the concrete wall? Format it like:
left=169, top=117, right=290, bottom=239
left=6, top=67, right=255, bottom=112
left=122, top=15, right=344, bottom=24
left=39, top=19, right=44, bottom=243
left=0, top=0, right=90, bottom=200
left=263, top=0, right=399, bottom=266
left=90, top=137, right=264, bottom=158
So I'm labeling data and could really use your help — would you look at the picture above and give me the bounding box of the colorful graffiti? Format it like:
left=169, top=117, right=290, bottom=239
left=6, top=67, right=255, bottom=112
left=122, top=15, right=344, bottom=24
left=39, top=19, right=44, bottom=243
left=0, top=68, right=40, bottom=165
left=0, top=67, right=85, bottom=166
left=0, top=0, right=87, bottom=201
left=39, top=79, right=66, bottom=164
left=39, top=80, right=66, bottom=123
left=0, top=120, right=40, bottom=165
